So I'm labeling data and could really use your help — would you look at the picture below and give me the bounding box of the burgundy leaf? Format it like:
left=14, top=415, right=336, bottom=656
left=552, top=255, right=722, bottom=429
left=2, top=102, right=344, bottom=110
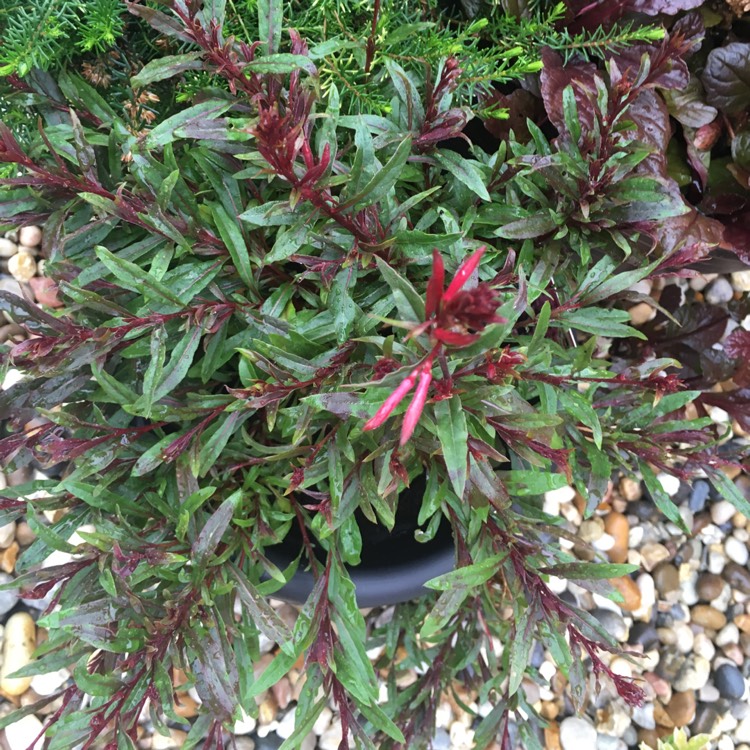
left=539, top=49, right=597, bottom=137
left=701, top=42, right=750, bottom=115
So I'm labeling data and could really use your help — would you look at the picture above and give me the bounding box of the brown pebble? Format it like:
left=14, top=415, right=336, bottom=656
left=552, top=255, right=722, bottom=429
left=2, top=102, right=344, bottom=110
left=666, top=690, right=696, bottom=726
left=734, top=614, right=750, bottom=634
left=0, top=542, right=19, bottom=573
left=540, top=701, right=559, bottom=720
left=638, top=729, right=661, bottom=748
left=271, top=676, right=292, bottom=710
left=723, top=561, right=750, bottom=594
left=696, top=572, right=725, bottom=601
left=258, top=694, right=278, bottom=725
left=652, top=563, right=680, bottom=596
left=28, top=277, right=63, bottom=308
left=609, top=576, right=642, bottom=611
left=6, top=466, right=33, bottom=487
left=14, top=522, right=36, bottom=547
left=619, top=477, right=642, bottom=502
left=543, top=721, right=562, bottom=750
left=653, top=701, right=676, bottom=729
left=0, top=323, right=24, bottom=343
left=604, top=511, right=630, bottom=564
left=691, top=605, right=727, bottom=630
left=173, top=693, right=199, bottom=719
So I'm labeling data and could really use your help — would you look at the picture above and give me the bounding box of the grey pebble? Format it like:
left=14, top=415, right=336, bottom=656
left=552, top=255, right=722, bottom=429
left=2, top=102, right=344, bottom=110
left=689, top=481, right=710, bottom=512
left=692, top=704, right=719, bottom=735
left=0, top=572, right=19, bottom=617
left=431, top=729, right=451, bottom=750
left=714, top=664, right=746, bottom=700
left=591, top=608, right=629, bottom=642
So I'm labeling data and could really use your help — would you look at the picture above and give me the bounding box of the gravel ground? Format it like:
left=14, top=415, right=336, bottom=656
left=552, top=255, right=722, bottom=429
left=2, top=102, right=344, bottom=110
left=0, top=230, right=749, bottom=750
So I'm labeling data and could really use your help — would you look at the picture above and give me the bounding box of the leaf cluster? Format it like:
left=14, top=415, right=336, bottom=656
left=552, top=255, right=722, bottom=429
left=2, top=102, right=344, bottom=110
left=0, top=1, right=748, bottom=749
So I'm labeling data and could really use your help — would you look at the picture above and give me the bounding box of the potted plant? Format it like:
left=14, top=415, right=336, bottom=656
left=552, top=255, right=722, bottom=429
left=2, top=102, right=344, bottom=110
left=0, top=0, right=749, bottom=748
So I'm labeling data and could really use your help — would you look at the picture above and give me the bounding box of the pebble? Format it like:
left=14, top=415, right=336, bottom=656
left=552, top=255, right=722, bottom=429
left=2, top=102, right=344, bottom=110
left=579, top=518, right=605, bottom=543
left=30, top=669, right=69, bottom=696
left=233, top=740, right=256, bottom=750
left=15, top=521, right=36, bottom=546
left=725, top=536, right=749, bottom=566
left=560, top=717, right=598, bottom=750
left=632, top=703, right=656, bottom=729
left=0, top=571, right=19, bottom=617
left=0, top=239, right=18, bottom=258
left=640, top=544, right=671, bottom=572
left=693, top=704, right=720, bottom=735
left=690, top=481, right=711, bottom=512
left=28, top=277, right=63, bottom=308
left=609, top=575, right=642, bottom=612
left=4, top=713, right=45, bottom=750
left=234, top=709, right=258, bottom=735
left=18, top=226, right=42, bottom=247
left=8, top=252, right=36, bottom=282
left=0, top=275, right=25, bottom=298
left=714, top=664, right=746, bottom=700
left=696, top=572, right=725, bottom=601
left=629, top=623, right=659, bottom=650
left=657, top=473, right=681, bottom=497
left=711, top=500, right=737, bottom=526
left=313, top=707, right=333, bottom=736
left=591, top=608, right=629, bottom=642
left=723, top=562, right=750, bottom=594
left=691, top=605, right=727, bottom=630
left=0, top=521, right=15, bottom=548
left=152, top=729, right=188, bottom=749
left=666, top=690, right=697, bottom=726
left=736, top=718, right=750, bottom=743
left=604, top=512, right=630, bottom=564
left=731, top=270, right=750, bottom=292
left=706, top=277, right=734, bottom=304
left=674, top=656, right=711, bottom=691
left=716, top=623, right=740, bottom=647
left=619, top=477, right=642, bottom=501
left=632, top=574, right=656, bottom=621
left=0, top=611, right=36, bottom=696
left=275, top=710, right=297, bottom=740
left=629, top=302, right=655, bottom=325
left=653, top=563, right=680, bottom=595
left=319, top=720, right=343, bottom=750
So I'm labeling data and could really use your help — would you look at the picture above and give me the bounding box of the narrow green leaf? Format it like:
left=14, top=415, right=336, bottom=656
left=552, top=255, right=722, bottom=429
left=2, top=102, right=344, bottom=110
left=374, top=256, right=425, bottom=322
left=152, top=326, right=203, bottom=402
left=193, top=490, right=243, bottom=564
left=340, top=136, right=413, bottom=210
left=131, top=53, right=203, bottom=88
left=425, top=553, right=504, bottom=591
left=212, top=204, right=255, bottom=290
left=434, top=396, right=468, bottom=499
left=434, top=149, right=490, bottom=201
left=132, top=327, right=167, bottom=417
left=94, top=246, right=183, bottom=306
left=507, top=607, right=533, bottom=696
left=258, top=0, right=283, bottom=53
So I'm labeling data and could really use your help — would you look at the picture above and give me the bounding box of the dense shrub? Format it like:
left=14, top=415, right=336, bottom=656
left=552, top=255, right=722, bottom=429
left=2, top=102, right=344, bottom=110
left=0, top=1, right=749, bottom=749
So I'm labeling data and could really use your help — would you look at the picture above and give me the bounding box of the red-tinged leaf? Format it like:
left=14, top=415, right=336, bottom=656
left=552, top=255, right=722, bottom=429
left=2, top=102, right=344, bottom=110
left=702, top=42, right=750, bottom=115
left=724, top=329, right=750, bottom=387
left=193, top=490, right=242, bottom=564
left=400, top=365, right=432, bottom=445
left=443, top=246, right=487, bottom=304
left=425, top=250, right=445, bottom=318
left=433, top=329, right=479, bottom=346
left=539, top=49, right=597, bottom=137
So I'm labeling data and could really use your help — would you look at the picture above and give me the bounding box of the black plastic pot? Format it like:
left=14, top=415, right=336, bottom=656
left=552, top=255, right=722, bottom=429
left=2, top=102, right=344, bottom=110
left=264, top=475, right=455, bottom=608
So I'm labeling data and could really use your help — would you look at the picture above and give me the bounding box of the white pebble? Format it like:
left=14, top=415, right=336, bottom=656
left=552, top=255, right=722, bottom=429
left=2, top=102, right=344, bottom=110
left=436, top=701, right=453, bottom=728
left=656, top=473, right=680, bottom=497
left=5, top=714, right=45, bottom=750
left=725, top=536, right=749, bottom=566
left=712, top=501, right=738, bottom=526
left=693, top=632, right=716, bottom=661
left=592, top=533, right=615, bottom=552
left=30, top=668, right=69, bottom=696
left=319, top=720, right=343, bottom=750
left=313, top=706, right=333, bottom=736
left=706, top=277, right=734, bottom=305
left=2, top=368, right=24, bottom=391
left=0, top=238, right=18, bottom=258
left=18, top=225, right=42, bottom=247
left=708, top=550, right=727, bottom=575
left=700, top=683, right=721, bottom=702
left=0, top=521, right=15, bottom=548
left=674, top=623, right=695, bottom=654
left=8, top=251, right=36, bottom=282
left=545, top=485, right=576, bottom=505
left=449, top=722, right=475, bottom=749
left=233, top=710, right=256, bottom=735
left=731, top=270, right=750, bottom=292
left=560, top=716, right=598, bottom=750
left=716, top=623, right=740, bottom=648
left=0, top=612, right=36, bottom=696
left=736, top=718, right=750, bottom=743
left=718, top=735, right=736, bottom=750
left=710, top=406, right=731, bottom=424
left=632, top=574, right=656, bottom=622
left=539, top=661, right=557, bottom=682
left=276, top=710, right=297, bottom=740
left=547, top=575, right=568, bottom=594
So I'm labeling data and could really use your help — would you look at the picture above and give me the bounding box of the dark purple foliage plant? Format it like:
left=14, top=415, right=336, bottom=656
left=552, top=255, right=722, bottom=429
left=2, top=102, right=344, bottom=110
left=0, top=1, right=748, bottom=749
